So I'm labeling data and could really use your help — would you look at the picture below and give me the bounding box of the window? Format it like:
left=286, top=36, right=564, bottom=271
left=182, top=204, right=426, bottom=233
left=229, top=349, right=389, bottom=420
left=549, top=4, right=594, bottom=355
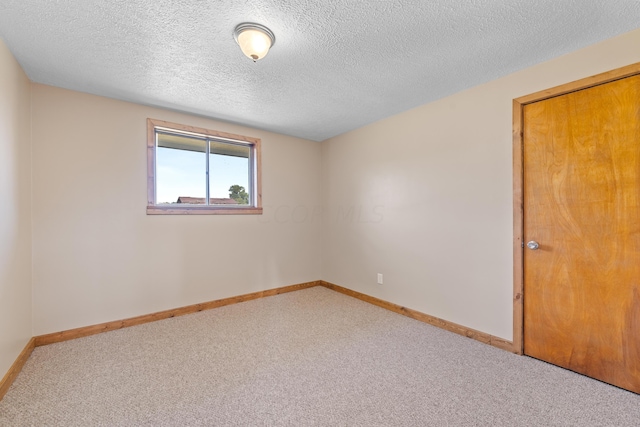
left=147, top=119, right=262, bottom=215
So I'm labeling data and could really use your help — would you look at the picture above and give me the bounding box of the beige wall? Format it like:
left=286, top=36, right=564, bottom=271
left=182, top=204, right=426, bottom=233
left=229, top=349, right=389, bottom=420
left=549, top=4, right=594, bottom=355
left=0, top=40, right=32, bottom=376
left=31, top=85, right=322, bottom=335
left=321, top=28, right=640, bottom=341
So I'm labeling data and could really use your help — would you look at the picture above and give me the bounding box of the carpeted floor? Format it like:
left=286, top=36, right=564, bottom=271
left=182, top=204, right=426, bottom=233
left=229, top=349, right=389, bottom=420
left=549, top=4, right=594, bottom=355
left=1, top=286, right=638, bottom=426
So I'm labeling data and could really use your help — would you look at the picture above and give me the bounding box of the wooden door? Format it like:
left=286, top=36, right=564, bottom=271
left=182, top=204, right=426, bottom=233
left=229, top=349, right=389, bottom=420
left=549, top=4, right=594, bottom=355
left=523, top=74, right=640, bottom=393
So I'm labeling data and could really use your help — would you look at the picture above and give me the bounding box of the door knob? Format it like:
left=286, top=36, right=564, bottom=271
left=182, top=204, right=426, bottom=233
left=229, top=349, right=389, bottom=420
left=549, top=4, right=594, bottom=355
left=527, top=241, right=540, bottom=250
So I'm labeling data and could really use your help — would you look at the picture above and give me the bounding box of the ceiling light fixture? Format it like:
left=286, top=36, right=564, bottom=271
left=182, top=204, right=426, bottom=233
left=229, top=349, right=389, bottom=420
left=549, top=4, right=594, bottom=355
left=233, top=23, right=276, bottom=62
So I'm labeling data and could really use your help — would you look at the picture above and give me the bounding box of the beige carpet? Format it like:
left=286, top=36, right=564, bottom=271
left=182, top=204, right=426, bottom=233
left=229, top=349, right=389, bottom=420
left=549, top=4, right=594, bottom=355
left=1, top=286, right=638, bottom=426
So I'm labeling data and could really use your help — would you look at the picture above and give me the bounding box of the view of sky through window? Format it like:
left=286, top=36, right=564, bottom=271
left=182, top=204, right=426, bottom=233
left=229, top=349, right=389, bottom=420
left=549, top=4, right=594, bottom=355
left=156, top=147, right=249, bottom=204
left=209, top=153, right=250, bottom=200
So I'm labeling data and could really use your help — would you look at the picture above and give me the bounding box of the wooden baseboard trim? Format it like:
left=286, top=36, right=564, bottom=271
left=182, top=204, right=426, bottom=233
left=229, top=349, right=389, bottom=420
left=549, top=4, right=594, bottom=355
left=0, top=338, right=36, bottom=401
left=3, top=279, right=514, bottom=402
left=320, top=281, right=516, bottom=353
left=34, top=281, right=321, bottom=347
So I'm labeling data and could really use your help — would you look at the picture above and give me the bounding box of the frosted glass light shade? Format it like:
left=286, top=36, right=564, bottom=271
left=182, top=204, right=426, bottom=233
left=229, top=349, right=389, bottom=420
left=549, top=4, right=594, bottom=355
left=234, top=23, right=275, bottom=62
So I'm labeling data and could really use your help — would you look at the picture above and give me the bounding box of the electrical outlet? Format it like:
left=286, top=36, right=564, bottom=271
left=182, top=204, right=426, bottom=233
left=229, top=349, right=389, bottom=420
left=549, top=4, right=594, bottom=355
left=377, top=273, right=383, bottom=285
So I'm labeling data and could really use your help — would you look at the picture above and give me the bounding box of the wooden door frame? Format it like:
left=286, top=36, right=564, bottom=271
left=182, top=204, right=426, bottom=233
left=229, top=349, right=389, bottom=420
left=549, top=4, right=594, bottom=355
left=512, top=62, right=640, bottom=355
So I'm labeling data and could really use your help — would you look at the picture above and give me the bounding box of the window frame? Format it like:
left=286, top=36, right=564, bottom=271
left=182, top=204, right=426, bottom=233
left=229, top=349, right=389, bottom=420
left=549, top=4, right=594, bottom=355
left=146, top=118, right=262, bottom=215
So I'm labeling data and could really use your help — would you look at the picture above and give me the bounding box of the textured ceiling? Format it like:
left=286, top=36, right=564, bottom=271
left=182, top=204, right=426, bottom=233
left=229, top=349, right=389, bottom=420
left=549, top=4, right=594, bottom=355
left=1, top=1, right=640, bottom=141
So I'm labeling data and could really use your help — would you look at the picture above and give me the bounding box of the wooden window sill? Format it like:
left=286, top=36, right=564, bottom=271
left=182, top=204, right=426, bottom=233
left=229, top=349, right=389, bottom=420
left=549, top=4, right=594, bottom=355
left=147, top=206, right=263, bottom=215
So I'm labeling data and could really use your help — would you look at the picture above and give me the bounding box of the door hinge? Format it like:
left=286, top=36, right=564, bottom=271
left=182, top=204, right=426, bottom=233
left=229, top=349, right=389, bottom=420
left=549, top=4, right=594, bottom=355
left=521, top=241, right=524, bottom=248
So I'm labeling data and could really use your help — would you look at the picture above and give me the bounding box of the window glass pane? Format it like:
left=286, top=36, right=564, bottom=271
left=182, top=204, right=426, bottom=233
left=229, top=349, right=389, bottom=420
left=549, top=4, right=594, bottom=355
left=209, top=145, right=250, bottom=205
left=156, top=134, right=206, bottom=204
